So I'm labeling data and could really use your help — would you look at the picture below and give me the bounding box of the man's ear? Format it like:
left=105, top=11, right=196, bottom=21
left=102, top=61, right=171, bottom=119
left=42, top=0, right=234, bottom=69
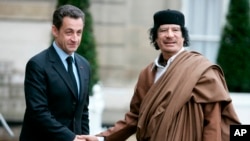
left=51, top=25, right=58, bottom=38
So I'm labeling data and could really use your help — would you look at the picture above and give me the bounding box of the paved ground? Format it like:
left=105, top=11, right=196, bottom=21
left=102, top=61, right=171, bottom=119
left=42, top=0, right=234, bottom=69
left=0, top=124, right=20, bottom=141
left=0, top=125, right=137, bottom=141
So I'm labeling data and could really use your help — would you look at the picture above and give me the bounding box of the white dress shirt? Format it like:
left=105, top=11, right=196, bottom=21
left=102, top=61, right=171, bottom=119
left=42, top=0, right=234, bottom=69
left=153, top=47, right=185, bottom=83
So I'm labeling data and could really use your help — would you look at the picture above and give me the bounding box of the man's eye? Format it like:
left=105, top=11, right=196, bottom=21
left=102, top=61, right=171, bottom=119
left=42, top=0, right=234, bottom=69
left=173, top=28, right=180, bottom=31
left=66, top=31, right=72, bottom=35
left=77, top=31, right=82, bottom=35
left=159, top=29, right=167, bottom=32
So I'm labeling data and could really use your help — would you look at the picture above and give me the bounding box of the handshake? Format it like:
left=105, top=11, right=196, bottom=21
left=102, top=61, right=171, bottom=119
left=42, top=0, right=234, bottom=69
left=74, top=135, right=103, bottom=141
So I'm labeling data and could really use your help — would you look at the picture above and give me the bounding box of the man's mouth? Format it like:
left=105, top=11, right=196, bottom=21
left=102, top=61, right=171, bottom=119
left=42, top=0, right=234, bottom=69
left=164, top=41, right=175, bottom=45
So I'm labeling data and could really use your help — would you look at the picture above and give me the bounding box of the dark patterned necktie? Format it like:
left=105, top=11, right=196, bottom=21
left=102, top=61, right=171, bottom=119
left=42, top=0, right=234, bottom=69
left=66, top=56, right=78, bottom=96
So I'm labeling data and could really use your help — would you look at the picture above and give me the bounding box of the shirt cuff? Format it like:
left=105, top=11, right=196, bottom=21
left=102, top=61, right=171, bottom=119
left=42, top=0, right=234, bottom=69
left=97, top=136, right=105, bottom=141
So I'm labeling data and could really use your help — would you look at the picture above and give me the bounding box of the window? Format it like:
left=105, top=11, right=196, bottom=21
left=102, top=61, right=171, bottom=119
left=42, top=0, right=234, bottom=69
left=182, top=0, right=229, bottom=63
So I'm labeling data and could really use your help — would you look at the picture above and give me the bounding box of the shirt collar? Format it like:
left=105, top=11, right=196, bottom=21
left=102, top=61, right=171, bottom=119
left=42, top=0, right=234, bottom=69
left=151, top=47, right=185, bottom=70
left=53, top=41, right=75, bottom=62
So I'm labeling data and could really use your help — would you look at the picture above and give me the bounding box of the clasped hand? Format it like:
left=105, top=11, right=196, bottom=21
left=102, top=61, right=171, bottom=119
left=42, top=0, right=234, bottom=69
left=74, top=135, right=99, bottom=141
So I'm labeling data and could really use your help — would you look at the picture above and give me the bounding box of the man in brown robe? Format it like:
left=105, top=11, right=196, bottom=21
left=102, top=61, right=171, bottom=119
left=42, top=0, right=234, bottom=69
left=85, top=9, right=241, bottom=141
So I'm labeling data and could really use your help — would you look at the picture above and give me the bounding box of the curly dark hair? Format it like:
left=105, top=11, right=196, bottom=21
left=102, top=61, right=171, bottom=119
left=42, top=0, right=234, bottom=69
left=149, top=25, right=190, bottom=50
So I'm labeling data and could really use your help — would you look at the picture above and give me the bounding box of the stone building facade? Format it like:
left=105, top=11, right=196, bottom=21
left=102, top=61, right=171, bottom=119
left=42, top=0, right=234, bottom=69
left=0, top=0, right=229, bottom=122
left=0, top=0, right=182, bottom=88
left=0, top=0, right=182, bottom=120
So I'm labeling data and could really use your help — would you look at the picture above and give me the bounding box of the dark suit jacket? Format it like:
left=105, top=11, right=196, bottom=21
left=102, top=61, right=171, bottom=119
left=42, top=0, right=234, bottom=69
left=19, top=45, right=91, bottom=141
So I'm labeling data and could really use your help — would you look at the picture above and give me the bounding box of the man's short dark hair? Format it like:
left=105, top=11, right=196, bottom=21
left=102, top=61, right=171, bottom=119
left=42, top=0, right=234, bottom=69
left=53, top=4, right=85, bottom=29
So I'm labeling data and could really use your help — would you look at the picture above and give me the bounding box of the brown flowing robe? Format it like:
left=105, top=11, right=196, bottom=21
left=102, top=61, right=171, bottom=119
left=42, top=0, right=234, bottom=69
left=97, top=51, right=240, bottom=141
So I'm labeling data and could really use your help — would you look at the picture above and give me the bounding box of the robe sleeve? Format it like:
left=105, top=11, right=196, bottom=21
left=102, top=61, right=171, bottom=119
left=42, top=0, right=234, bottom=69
left=194, top=66, right=241, bottom=141
left=202, top=102, right=222, bottom=141
left=95, top=65, right=154, bottom=141
left=95, top=83, right=141, bottom=141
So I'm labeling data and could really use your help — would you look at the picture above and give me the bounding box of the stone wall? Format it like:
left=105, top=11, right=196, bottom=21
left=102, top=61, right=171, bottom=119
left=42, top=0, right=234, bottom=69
left=0, top=0, right=55, bottom=21
left=0, top=61, right=25, bottom=121
left=90, top=0, right=181, bottom=87
left=0, top=0, right=181, bottom=87
left=0, top=0, right=181, bottom=122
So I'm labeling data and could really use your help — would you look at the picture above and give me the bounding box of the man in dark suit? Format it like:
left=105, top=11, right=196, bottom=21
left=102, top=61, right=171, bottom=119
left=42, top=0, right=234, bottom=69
left=19, top=4, right=95, bottom=141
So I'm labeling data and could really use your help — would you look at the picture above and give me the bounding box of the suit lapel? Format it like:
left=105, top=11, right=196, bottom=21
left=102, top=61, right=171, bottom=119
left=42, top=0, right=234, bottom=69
left=48, top=46, right=78, bottom=100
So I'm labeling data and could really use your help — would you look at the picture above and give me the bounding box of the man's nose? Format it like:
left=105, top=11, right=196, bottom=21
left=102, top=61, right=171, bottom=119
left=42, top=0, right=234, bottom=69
left=166, top=30, right=174, bottom=37
left=71, top=33, right=78, bottom=41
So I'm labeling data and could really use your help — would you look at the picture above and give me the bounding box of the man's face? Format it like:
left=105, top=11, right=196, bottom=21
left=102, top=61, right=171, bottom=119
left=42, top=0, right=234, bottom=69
left=156, top=24, right=184, bottom=57
left=52, top=16, right=84, bottom=55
